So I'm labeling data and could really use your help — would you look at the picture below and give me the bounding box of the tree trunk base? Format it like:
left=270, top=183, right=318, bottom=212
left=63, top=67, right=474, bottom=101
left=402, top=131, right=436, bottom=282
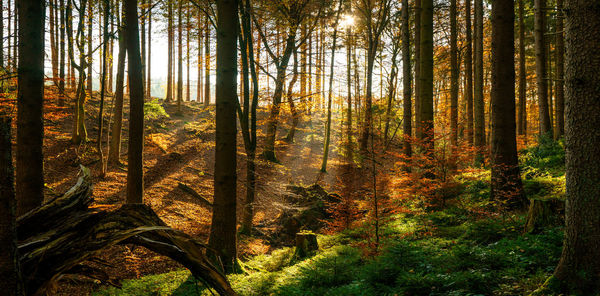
left=294, top=232, right=318, bottom=259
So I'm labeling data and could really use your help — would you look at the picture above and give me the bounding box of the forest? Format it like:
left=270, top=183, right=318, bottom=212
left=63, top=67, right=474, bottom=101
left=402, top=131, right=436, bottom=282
left=0, top=0, right=599, bottom=295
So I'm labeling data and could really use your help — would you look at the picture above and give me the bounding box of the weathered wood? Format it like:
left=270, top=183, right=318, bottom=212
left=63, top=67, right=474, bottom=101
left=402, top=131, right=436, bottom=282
left=177, top=182, right=213, bottom=207
left=16, top=167, right=236, bottom=295
left=524, top=198, right=564, bottom=234
left=294, top=232, right=318, bottom=259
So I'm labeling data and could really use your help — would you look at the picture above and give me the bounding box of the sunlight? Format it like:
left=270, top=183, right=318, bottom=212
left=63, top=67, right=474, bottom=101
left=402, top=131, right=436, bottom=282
left=339, top=14, right=356, bottom=29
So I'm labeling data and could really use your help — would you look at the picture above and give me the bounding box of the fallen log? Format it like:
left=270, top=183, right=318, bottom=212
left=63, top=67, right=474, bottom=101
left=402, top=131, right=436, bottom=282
left=17, top=166, right=236, bottom=295
left=178, top=182, right=213, bottom=208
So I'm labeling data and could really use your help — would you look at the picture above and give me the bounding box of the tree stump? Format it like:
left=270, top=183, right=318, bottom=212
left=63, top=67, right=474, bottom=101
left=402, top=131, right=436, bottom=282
left=525, top=198, right=564, bottom=234
left=294, top=232, right=318, bottom=259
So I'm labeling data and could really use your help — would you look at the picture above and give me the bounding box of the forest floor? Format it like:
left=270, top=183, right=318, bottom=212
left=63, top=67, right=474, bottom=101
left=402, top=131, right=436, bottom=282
left=37, top=88, right=386, bottom=295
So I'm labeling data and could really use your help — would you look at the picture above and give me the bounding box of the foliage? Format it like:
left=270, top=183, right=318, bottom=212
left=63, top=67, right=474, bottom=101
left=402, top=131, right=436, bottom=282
left=144, top=99, right=170, bottom=121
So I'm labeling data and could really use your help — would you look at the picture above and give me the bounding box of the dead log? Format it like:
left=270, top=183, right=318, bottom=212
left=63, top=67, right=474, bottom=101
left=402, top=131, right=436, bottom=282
left=17, top=167, right=236, bottom=295
left=177, top=182, right=213, bottom=208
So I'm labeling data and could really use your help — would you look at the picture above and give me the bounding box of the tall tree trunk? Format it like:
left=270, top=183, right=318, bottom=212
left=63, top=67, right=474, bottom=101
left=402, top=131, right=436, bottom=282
left=97, top=0, right=110, bottom=176
left=59, top=0, right=66, bottom=106
left=140, top=0, right=146, bottom=100
left=146, top=0, right=152, bottom=98
left=490, top=0, right=526, bottom=208
left=517, top=0, right=527, bottom=138
left=419, top=0, right=434, bottom=150
left=551, top=0, right=600, bottom=293
left=534, top=0, right=551, bottom=136
left=554, top=0, right=565, bottom=139
left=209, top=0, right=238, bottom=273
left=165, top=0, right=173, bottom=102
left=186, top=3, right=190, bottom=102
left=124, top=0, right=144, bottom=204
left=108, top=5, right=126, bottom=165
left=86, top=0, right=93, bottom=93
left=197, top=8, right=203, bottom=102
left=321, top=0, right=343, bottom=172
left=284, top=49, right=299, bottom=142
left=0, top=116, right=22, bottom=296
left=402, top=0, right=412, bottom=159
left=16, top=0, right=45, bottom=216
left=414, top=0, right=421, bottom=138
left=0, top=0, right=3, bottom=68
left=346, top=24, right=353, bottom=159
left=50, top=0, right=59, bottom=85
left=450, top=0, right=458, bottom=147
left=177, top=0, right=183, bottom=112
left=204, top=17, right=211, bottom=106
left=465, top=0, right=474, bottom=144
left=474, top=0, right=485, bottom=158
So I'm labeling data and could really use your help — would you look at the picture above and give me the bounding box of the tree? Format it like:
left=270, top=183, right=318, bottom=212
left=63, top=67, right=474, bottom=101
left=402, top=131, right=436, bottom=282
left=549, top=0, right=600, bottom=293
left=517, top=0, right=527, bottom=138
left=165, top=0, right=173, bottom=102
left=554, top=0, right=565, bottom=139
left=124, top=0, right=145, bottom=204
left=418, top=0, right=434, bottom=149
left=401, top=0, right=411, bottom=158
left=0, top=116, right=22, bottom=295
left=449, top=0, right=458, bottom=147
left=16, top=0, right=46, bottom=215
left=473, top=0, right=485, bottom=158
left=490, top=0, right=525, bottom=208
left=534, top=0, right=551, bottom=136
left=177, top=0, right=183, bottom=112
left=357, top=0, right=392, bottom=153
left=465, top=0, right=473, bottom=144
left=108, top=3, right=127, bottom=165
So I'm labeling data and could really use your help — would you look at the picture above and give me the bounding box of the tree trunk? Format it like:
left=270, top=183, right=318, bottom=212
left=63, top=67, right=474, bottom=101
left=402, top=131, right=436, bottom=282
left=108, top=5, right=126, bottom=165
left=345, top=24, right=353, bottom=159
left=58, top=0, right=66, bottom=106
left=534, top=0, right=552, bottom=137
left=204, top=17, right=211, bottom=106
left=0, top=0, right=3, bottom=68
left=16, top=0, right=45, bottom=216
left=284, top=49, right=300, bottom=143
left=186, top=3, right=190, bottom=102
left=124, top=0, right=145, bottom=204
left=474, top=0, right=485, bottom=158
left=465, top=0, right=473, bottom=144
left=414, top=0, right=421, bottom=138
left=197, top=8, right=203, bottom=102
left=450, top=0, right=458, bottom=147
left=86, top=0, right=93, bottom=93
left=402, top=0, right=412, bottom=159
left=419, top=0, right=434, bottom=150
left=517, top=0, right=527, bottom=138
left=49, top=0, right=59, bottom=86
left=550, top=0, right=600, bottom=293
left=0, top=116, right=22, bottom=296
left=177, top=0, right=183, bottom=112
left=165, top=0, right=173, bottom=102
left=146, top=0, right=152, bottom=98
left=490, top=0, right=526, bottom=209
left=554, top=0, right=565, bottom=139
left=209, top=0, right=238, bottom=274
left=97, top=0, right=110, bottom=176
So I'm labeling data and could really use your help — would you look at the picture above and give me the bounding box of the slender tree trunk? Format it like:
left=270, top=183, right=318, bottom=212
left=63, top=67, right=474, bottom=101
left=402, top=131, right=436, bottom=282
left=97, top=0, right=110, bottom=176
left=59, top=0, right=66, bottom=106
left=108, top=6, right=126, bottom=165
left=402, top=0, right=412, bottom=159
left=16, top=0, right=45, bottom=216
left=197, top=8, right=203, bottom=102
left=321, top=0, right=343, bottom=172
left=186, top=3, right=190, bottom=102
left=419, top=0, right=434, bottom=150
left=465, top=0, right=474, bottom=144
left=490, top=0, right=526, bottom=208
left=414, top=0, right=422, bottom=138
left=209, top=0, right=238, bottom=273
left=0, top=116, right=22, bottom=296
left=284, top=49, right=299, bottom=142
left=450, top=0, right=458, bottom=147
left=177, top=0, right=183, bottom=112
left=146, top=0, right=152, bottom=98
left=87, top=0, right=93, bottom=93
left=204, top=17, right=211, bottom=106
left=346, top=25, right=353, bottom=159
left=534, top=0, right=551, bottom=136
left=165, top=0, right=173, bottom=102
left=474, top=0, right=485, bottom=159
left=517, top=0, right=527, bottom=138
left=124, top=0, right=144, bottom=204
left=551, top=0, right=600, bottom=292
left=50, top=0, right=59, bottom=85
left=140, top=0, right=146, bottom=100
left=554, top=0, right=565, bottom=139
left=0, top=0, right=3, bottom=68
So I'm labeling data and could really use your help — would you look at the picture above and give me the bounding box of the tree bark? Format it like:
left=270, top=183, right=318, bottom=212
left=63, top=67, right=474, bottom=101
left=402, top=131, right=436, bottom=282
left=534, top=0, right=552, bottom=136
left=402, top=0, right=412, bottom=159
left=465, top=0, right=473, bottom=144
left=124, top=0, right=145, bottom=204
left=177, top=0, right=183, bottom=112
left=450, top=0, right=458, bottom=147
left=108, top=4, right=126, bottom=165
left=165, top=0, right=173, bottom=102
left=0, top=116, right=22, bottom=295
left=204, top=17, right=211, bottom=106
left=551, top=0, right=600, bottom=293
left=419, top=0, right=434, bottom=150
left=490, top=0, right=526, bottom=208
left=209, top=0, right=239, bottom=273
left=554, top=0, right=565, bottom=139
left=414, top=0, right=421, bottom=138
left=16, top=0, right=46, bottom=216
left=517, top=0, right=527, bottom=138
left=474, top=0, right=485, bottom=158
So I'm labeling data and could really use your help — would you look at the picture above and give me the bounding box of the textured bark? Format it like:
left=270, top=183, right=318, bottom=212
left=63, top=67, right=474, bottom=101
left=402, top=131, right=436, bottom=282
left=58, top=0, right=66, bottom=106
left=490, top=0, right=526, bottom=208
left=473, top=0, right=485, bottom=155
left=449, top=0, right=458, bottom=147
left=209, top=0, right=239, bottom=273
left=146, top=0, right=152, bottom=98
left=534, top=0, right=552, bottom=136
left=414, top=0, right=421, bottom=138
left=554, top=0, right=565, bottom=139
left=465, top=0, right=474, bottom=144
left=125, top=0, right=145, bottom=204
left=16, top=0, right=46, bottom=216
left=0, top=117, right=22, bottom=296
left=86, top=0, right=93, bottom=93
left=0, top=0, right=3, bottom=68
left=402, top=0, right=412, bottom=158
left=552, top=0, right=600, bottom=293
left=205, top=17, right=211, bottom=106
left=419, top=0, right=434, bottom=149
left=517, top=0, right=527, bottom=137
left=165, top=0, right=173, bottom=102
left=177, top=0, right=183, bottom=111
left=108, top=6, right=126, bottom=165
